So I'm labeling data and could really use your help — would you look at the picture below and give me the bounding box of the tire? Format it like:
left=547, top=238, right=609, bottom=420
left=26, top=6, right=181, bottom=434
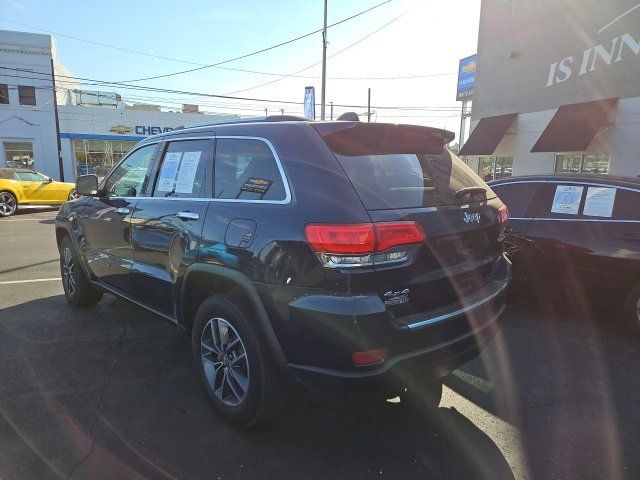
left=68, top=189, right=80, bottom=201
left=0, top=191, right=18, bottom=217
left=400, top=372, right=443, bottom=412
left=60, top=237, right=103, bottom=307
left=192, top=295, right=290, bottom=428
left=623, top=284, right=640, bottom=335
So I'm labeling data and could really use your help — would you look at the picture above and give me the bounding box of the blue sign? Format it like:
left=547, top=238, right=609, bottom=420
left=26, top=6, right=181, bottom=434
left=456, top=54, right=477, bottom=101
left=135, top=125, right=175, bottom=136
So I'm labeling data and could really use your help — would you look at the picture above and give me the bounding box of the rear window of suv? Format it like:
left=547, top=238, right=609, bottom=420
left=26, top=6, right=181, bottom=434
left=335, top=150, right=494, bottom=210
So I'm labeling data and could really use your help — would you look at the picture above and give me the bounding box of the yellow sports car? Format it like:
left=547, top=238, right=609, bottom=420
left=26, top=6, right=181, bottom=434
left=0, top=168, right=78, bottom=217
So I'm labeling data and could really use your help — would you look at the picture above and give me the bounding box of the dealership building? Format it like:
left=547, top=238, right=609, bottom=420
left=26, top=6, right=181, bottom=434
left=0, top=30, right=237, bottom=181
left=460, top=0, right=640, bottom=180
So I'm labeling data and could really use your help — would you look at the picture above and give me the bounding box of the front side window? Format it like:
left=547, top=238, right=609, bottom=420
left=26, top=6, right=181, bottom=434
left=104, top=144, right=157, bottom=197
left=4, top=142, right=34, bottom=169
left=15, top=171, right=47, bottom=182
left=18, top=86, right=36, bottom=106
left=555, top=154, right=610, bottom=174
left=214, top=138, right=287, bottom=201
left=153, top=139, right=213, bottom=198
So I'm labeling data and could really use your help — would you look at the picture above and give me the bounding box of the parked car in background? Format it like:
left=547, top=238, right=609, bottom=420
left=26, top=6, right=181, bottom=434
left=55, top=118, right=511, bottom=428
left=0, top=168, right=79, bottom=217
left=489, top=174, right=640, bottom=330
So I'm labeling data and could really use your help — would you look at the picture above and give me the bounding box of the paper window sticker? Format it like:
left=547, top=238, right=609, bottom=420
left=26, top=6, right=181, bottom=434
left=157, top=152, right=182, bottom=192
left=583, top=187, right=616, bottom=218
left=550, top=185, right=583, bottom=215
left=174, top=151, right=202, bottom=194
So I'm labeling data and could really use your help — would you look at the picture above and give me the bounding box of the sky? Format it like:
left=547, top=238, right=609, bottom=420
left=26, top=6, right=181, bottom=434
left=0, top=0, right=480, bottom=136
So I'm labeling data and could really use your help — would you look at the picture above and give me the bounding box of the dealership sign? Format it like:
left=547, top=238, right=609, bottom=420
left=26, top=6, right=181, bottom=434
left=108, top=125, right=175, bottom=136
left=546, top=33, right=639, bottom=87
left=456, top=54, right=477, bottom=101
left=472, top=1, right=640, bottom=119
left=134, top=125, right=175, bottom=135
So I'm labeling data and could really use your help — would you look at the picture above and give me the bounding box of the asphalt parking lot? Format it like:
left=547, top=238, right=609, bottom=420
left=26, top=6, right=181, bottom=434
left=1, top=209, right=639, bottom=479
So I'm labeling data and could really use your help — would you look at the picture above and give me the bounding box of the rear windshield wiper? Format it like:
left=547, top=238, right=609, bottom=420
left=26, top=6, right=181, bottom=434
left=454, top=186, right=487, bottom=198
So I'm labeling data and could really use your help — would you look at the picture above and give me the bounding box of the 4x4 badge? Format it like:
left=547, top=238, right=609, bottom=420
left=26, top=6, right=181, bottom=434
left=383, top=288, right=410, bottom=306
left=463, top=212, right=481, bottom=224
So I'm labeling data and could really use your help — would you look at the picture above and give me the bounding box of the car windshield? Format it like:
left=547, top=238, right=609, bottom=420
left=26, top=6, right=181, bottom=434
left=15, top=171, right=46, bottom=182
left=335, top=150, right=494, bottom=209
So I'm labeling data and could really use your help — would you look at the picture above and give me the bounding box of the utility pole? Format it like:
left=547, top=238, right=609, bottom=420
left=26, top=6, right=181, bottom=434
left=265, top=107, right=268, bottom=117
left=320, top=0, right=328, bottom=120
left=50, top=58, right=64, bottom=181
left=330, top=102, right=334, bottom=120
left=459, top=100, right=471, bottom=151
left=367, top=88, right=371, bottom=122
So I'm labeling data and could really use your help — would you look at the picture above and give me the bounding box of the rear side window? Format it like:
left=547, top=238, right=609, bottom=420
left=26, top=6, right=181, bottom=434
left=491, top=183, right=538, bottom=217
left=334, top=150, right=494, bottom=210
left=612, top=189, right=640, bottom=220
left=214, top=138, right=287, bottom=201
left=531, top=183, right=587, bottom=218
left=153, top=139, right=213, bottom=198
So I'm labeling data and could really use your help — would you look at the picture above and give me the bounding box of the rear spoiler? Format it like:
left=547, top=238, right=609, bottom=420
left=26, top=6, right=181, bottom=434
left=312, top=122, right=455, bottom=156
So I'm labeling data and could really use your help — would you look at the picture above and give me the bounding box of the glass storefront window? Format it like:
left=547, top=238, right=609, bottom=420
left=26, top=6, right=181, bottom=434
left=555, top=154, right=610, bottom=174
left=4, top=142, right=35, bottom=169
left=477, top=155, right=513, bottom=181
left=73, top=139, right=137, bottom=178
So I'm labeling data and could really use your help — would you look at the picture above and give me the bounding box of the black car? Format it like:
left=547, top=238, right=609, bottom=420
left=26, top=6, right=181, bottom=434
left=490, top=174, right=640, bottom=329
left=55, top=117, right=510, bottom=428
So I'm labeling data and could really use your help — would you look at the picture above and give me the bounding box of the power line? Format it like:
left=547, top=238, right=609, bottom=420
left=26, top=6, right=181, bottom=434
left=225, top=0, right=420, bottom=95
left=2, top=68, right=460, bottom=111
left=115, top=0, right=393, bottom=83
left=0, top=14, right=454, bottom=81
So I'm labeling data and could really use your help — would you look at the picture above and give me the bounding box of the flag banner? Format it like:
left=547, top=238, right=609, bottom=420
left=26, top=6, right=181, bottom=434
left=304, top=86, right=316, bottom=119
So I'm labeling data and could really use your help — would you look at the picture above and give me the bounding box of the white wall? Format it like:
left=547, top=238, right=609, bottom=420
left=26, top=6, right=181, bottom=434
left=468, top=96, right=640, bottom=178
left=0, top=30, right=61, bottom=179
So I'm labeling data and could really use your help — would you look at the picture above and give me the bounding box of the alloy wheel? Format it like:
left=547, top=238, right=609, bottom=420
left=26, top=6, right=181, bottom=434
left=200, top=317, right=250, bottom=407
left=0, top=192, right=16, bottom=216
left=62, top=247, right=78, bottom=297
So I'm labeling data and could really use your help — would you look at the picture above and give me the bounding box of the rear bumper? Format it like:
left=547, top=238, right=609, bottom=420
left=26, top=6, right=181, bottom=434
left=279, top=254, right=510, bottom=392
left=282, top=301, right=503, bottom=392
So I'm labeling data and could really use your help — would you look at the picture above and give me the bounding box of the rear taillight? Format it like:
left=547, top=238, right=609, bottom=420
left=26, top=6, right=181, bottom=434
left=498, top=204, right=509, bottom=224
left=305, top=221, right=424, bottom=268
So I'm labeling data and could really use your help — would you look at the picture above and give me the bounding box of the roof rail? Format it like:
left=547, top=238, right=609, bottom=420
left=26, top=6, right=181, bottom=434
left=178, top=115, right=313, bottom=130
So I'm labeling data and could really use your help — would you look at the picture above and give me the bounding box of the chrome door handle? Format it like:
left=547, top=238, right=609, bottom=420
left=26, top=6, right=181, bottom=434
left=115, top=207, right=130, bottom=215
left=176, top=211, right=200, bottom=221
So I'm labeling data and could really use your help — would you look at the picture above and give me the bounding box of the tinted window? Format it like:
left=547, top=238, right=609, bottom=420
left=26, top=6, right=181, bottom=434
left=531, top=183, right=587, bottom=218
left=335, top=149, right=494, bottom=210
left=491, top=182, right=538, bottom=217
left=15, top=171, right=46, bottom=182
left=613, top=189, right=640, bottom=220
left=153, top=139, right=213, bottom=198
left=214, top=138, right=286, bottom=201
left=18, top=85, right=36, bottom=106
left=105, top=144, right=157, bottom=197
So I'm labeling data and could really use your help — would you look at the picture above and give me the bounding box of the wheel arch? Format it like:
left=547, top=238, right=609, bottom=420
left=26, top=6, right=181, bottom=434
left=0, top=187, right=21, bottom=203
left=181, top=264, right=286, bottom=364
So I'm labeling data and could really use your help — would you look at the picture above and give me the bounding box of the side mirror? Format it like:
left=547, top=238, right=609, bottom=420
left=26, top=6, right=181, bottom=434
left=46, top=177, right=53, bottom=183
left=76, top=175, right=99, bottom=197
